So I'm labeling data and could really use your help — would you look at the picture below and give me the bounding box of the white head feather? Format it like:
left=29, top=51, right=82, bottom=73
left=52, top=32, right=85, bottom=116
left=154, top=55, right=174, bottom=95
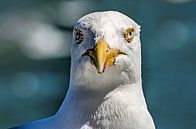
left=70, top=11, right=142, bottom=92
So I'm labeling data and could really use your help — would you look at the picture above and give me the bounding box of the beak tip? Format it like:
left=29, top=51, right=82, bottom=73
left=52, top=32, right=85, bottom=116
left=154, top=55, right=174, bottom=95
left=97, top=68, right=104, bottom=74
left=98, top=72, right=102, bottom=74
left=98, top=71, right=104, bottom=74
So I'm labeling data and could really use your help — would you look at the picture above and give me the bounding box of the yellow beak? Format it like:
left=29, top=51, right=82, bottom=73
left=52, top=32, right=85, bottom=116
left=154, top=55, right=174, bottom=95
left=95, top=38, right=109, bottom=73
left=83, top=38, right=124, bottom=74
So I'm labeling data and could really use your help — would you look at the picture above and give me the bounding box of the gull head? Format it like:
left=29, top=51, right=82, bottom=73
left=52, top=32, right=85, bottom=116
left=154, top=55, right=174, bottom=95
left=70, top=11, right=141, bottom=91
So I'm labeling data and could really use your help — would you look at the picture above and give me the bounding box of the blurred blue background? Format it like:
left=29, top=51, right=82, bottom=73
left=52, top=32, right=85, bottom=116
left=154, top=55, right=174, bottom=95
left=0, top=0, right=195, bottom=129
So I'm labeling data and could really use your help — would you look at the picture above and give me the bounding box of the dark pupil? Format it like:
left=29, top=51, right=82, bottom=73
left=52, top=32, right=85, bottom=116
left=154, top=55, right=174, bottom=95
left=129, top=31, right=132, bottom=36
left=75, top=30, right=83, bottom=43
left=76, top=32, right=81, bottom=39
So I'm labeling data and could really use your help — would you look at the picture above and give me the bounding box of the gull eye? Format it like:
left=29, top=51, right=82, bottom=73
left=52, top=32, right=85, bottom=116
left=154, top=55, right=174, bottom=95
left=75, top=28, right=84, bottom=44
left=124, top=28, right=135, bottom=43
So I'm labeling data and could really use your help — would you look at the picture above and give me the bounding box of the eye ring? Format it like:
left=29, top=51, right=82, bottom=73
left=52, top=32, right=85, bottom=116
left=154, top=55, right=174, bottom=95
left=74, top=28, right=84, bottom=44
left=124, top=28, right=135, bottom=43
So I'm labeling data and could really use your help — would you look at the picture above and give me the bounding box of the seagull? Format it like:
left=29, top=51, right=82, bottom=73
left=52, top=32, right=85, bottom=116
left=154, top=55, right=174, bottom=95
left=11, top=11, right=155, bottom=129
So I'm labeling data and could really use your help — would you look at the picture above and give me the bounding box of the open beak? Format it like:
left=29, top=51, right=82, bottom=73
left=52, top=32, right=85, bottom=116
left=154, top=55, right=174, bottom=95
left=83, top=38, right=124, bottom=74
